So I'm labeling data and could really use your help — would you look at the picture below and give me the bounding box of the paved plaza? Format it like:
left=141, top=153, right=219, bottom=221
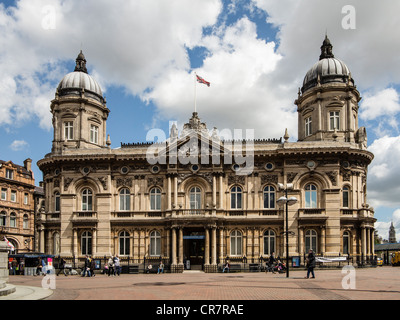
left=3, top=266, right=400, bottom=301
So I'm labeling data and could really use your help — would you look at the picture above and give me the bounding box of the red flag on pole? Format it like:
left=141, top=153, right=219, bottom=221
left=3, top=236, right=15, bottom=250
left=196, top=75, right=210, bottom=87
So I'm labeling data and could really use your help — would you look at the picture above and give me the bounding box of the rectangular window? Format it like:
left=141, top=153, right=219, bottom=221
left=1, top=189, right=6, bottom=201
left=64, top=122, right=74, bottom=141
left=24, top=193, right=28, bottom=205
left=329, top=111, right=340, bottom=130
left=11, top=191, right=17, bottom=202
left=6, top=169, right=13, bottom=180
left=305, top=117, right=312, bottom=137
left=90, top=125, right=99, bottom=144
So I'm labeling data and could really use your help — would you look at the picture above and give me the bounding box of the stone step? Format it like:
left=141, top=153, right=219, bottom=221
left=0, top=283, right=16, bottom=297
left=0, top=281, right=5, bottom=290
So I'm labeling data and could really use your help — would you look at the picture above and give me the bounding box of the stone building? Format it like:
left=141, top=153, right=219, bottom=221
left=37, top=37, right=376, bottom=272
left=0, top=159, right=40, bottom=253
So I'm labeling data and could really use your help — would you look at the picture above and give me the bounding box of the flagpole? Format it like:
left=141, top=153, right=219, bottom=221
left=194, top=72, right=197, bottom=114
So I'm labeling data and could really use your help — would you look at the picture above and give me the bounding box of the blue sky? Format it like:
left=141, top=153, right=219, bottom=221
left=1, top=0, right=400, bottom=240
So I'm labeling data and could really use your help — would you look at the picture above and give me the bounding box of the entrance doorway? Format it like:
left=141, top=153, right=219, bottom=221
left=183, top=230, right=205, bottom=270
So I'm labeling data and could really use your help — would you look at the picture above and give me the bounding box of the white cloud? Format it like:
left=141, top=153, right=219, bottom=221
left=144, top=17, right=297, bottom=139
left=368, top=136, right=400, bottom=208
left=0, top=0, right=222, bottom=130
left=360, top=88, right=400, bottom=136
left=254, top=0, right=400, bottom=90
left=9, top=140, right=28, bottom=151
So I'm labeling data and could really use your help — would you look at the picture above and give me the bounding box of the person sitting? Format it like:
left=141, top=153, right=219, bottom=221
left=146, top=264, right=153, bottom=274
left=222, top=261, right=230, bottom=273
left=157, top=261, right=164, bottom=274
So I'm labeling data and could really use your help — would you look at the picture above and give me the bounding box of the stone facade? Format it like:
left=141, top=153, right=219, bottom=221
left=37, top=38, right=376, bottom=272
left=0, top=158, right=41, bottom=253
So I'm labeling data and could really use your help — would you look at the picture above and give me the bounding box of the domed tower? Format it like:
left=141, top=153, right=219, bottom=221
left=51, top=51, right=110, bottom=153
left=295, top=36, right=365, bottom=145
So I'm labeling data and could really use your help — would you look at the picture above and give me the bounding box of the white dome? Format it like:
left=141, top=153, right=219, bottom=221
left=58, top=71, right=103, bottom=97
left=301, top=36, right=354, bottom=93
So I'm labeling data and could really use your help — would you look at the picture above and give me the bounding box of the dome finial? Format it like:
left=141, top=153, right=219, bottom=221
left=319, top=34, right=334, bottom=60
left=74, top=50, right=88, bottom=73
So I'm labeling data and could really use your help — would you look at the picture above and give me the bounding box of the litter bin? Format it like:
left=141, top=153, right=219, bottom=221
left=292, top=256, right=300, bottom=268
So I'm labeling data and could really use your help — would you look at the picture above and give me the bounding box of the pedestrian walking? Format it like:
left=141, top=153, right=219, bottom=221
left=57, top=257, right=67, bottom=276
left=305, top=249, right=316, bottom=279
left=90, top=256, right=96, bottom=277
left=11, top=258, right=18, bottom=276
left=114, top=255, right=121, bottom=276
left=107, top=256, right=115, bottom=276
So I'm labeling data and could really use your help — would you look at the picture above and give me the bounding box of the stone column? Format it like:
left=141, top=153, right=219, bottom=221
left=219, top=175, right=223, bottom=209
left=362, top=226, right=367, bottom=261
left=299, top=227, right=304, bottom=256
left=171, top=228, right=177, bottom=265
left=320, top=227, right=326, bottom=255
left=219, top=228, right=224, bottom=264
left=204, top=227, right=210, bottom=265
left=40, top=227, right=45, bottom=253
left=371, top=228, right=375, bottom=257
left=211, top=227, right=217, bottom=265
left=178, top=227, right=183, bottom=266
left=174, top=176, right=178, bottom=208
left=366, top=227, right=370, bottom=255
left=93, top=228, right=97, bottom=256
left=167, top=176, right=172, bottom=211
left=212, top=175, right=217, bottom=208
left=73, top=228, right=78, bottom=257
left=0, top=242, right=9, bottom=282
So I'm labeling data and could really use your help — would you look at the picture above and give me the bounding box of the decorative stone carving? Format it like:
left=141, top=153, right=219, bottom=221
left=326, top=171, right=338, bottom=186
left=116, top=178, right=133, bottom=188
left=98, top=176, right=108, bottom=190
left=64, top=178, right=73, bottom=191
left=261, top=174, right=278, bottom=185
left=148, top=177, right=164, bottom=188
left=228, top=175, right=245, bottom=186
left=287, top=172, right=298, bottom=184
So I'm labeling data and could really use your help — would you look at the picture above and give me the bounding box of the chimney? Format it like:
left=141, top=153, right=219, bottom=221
left=24, top=158, right=32, bottom=172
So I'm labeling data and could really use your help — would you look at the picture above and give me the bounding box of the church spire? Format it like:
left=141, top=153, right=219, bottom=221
left=74, top=50, right=88, bottom=73
left=319, top=35, right=335, bottom=60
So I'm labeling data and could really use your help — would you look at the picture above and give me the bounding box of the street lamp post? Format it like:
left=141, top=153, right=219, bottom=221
left=277, top=183, right=297, bottom=278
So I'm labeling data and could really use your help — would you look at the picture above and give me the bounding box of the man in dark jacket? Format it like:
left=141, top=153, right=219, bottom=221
left=305, top=249, right=316, bottom=279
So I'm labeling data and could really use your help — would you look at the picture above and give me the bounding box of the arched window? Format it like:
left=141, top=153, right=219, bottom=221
left=263, top=186, right=276, bottom=209
left=119, top=189, right=131, bottom=211
left=53, top=232, right=60, bottom=255
left=23, top=214, right=29, bottom=229
left=82, top=189, right=93, bottom=211
left=81, top=231, right=92, bottom=255
left=10, top=213, right=17, bottom=228
left=55, top=192, right=60, bottom=212
left=231, top=186, right=242, bottom=209
left=150, top=188, right=161, bottom=211
left=263, top=230, right=276, bottom=255
left=305, top=229, right=318, bottom=253
left=343, top=231, right=350, bottom=255
left=119, top=231, right=130, bottom=256
left=305, top=184, right=317, bottom=208
left=343, top=186, right=350, bottom=208
left=150, top=231, right=161, bottom=256
left=0, top=211, right=6, bottom=226
left=230, top=230, right=242, bottom=256
left=189, top=187, right=201, bottom=210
